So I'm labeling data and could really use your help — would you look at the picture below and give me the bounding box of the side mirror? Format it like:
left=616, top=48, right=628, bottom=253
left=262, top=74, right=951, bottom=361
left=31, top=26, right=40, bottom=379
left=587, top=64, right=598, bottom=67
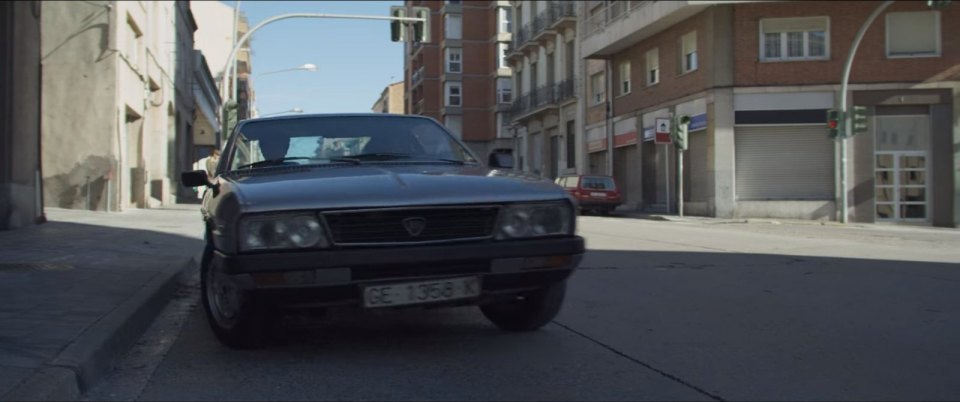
left=181, top=170, right=212, bottom=188
left=488, top=152, right=514, bottom=169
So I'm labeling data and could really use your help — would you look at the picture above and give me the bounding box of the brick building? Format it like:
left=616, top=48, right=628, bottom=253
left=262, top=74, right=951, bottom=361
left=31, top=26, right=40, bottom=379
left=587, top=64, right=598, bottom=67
left=404, top=0, right=515, bottom=159
left=581, top=0, right=959, bottom=227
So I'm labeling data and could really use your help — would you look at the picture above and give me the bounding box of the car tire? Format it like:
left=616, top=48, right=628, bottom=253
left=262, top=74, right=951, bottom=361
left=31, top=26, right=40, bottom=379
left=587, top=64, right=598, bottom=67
left=479, top=280, right=566, bottom=332
left=200, top=243, right=270, bottom=349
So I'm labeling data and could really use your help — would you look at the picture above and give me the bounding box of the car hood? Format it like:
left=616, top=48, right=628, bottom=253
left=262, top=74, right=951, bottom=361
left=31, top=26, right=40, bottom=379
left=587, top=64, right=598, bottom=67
left=222, top=163, right=570, bottom=213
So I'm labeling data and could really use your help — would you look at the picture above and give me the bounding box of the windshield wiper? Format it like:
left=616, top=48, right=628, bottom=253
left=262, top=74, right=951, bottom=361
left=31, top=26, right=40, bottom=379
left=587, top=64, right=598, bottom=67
left=350, top=153, right=469, bottom=165
left=235, top=156, right=359, bottom=169
left=350, top=152, right=414, bottom=160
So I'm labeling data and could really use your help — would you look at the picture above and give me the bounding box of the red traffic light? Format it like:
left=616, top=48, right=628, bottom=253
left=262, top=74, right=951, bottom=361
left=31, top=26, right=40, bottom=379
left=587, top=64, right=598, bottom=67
left=828, top=120, right=838, bottom=129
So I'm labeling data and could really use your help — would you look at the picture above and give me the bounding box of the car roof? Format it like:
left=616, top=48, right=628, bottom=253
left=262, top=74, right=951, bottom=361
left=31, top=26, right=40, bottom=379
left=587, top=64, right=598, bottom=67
left=239, top=113, right=440, bottom=125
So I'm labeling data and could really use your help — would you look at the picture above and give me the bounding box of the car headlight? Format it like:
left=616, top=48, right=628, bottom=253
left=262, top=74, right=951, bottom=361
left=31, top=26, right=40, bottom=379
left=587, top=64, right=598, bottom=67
left=496, top=202, right=573, bottom=239
left=239, top=214, right=328, bottom=252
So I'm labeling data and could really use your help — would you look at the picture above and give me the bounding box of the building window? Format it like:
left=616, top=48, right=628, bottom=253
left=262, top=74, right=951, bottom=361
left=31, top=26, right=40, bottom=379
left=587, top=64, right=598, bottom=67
left=618, top=61, right=631, bottom=95
left=680, top=31, right=698, bottom=73
left=444, top=115, right=463, bottom=139
left=445, top=14, right=462, bottom=39
left=498, top=7, right=512, bottom=34
left=886, top=11, right=940, bottom=58
left=125, top=14, right=143, bottom=68
left=446, top=47, right=462, bottom=73
left=445, top=81, right=462, bottom=107
left=759, top=17, right=829, bottom=61
left=645, top=48, right=659, bottom=85
left=516, top=70, right=523, bottom=96
left=590, top=72, right=605, bottom=105
left=565, top=120, right=576, bottom=169
left=565, top=40, right=575, bottom=80
left=497, top=77, right=513, bottom=103
left=497, top=43, right=509, bottom=69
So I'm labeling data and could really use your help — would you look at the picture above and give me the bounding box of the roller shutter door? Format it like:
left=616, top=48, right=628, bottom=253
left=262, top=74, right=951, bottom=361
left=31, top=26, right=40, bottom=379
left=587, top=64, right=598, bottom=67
left=735, top=125, right=834, bottom=200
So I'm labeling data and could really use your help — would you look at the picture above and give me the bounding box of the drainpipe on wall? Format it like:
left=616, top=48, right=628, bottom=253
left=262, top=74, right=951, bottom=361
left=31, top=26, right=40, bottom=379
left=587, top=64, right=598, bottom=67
left=604, top=58, right=613, bottom=175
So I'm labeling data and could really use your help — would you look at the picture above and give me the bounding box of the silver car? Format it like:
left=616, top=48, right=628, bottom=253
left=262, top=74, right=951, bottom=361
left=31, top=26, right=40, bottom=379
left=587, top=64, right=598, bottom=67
left=182, top=114, right=585, bottom=349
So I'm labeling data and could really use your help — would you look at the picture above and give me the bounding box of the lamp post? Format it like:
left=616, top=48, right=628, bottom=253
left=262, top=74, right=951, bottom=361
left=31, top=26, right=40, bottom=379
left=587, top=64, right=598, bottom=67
left=257, top=63, right=318, bottom=79
left=260, top=107, right=304, bottom=117
left=836, top=0, right=894, bottom=224
left=218, top=12, right=426, bottom=106
left=249, top=63, right=318, bottom=119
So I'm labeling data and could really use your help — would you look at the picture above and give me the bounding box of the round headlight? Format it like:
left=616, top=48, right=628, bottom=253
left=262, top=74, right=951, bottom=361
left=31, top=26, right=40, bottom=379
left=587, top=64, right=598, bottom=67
left=243, top=221, right=266, bottom=249
left=531, top=207, right=565, bottom=235
left=501, top=209, right=532, bottom=238
left=287, top=216, right=322, bottom=248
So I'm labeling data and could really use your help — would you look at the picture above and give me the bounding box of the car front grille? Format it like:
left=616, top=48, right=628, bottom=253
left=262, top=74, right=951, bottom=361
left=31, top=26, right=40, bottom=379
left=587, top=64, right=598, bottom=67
left=323, top=206, right=501, bottom=245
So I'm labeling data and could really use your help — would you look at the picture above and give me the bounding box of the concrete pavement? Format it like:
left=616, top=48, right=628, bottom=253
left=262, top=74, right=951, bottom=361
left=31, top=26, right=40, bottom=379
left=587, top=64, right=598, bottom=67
left=85, top=215, right=960, bottom=401
left=0, top=206, right=204, bottom=401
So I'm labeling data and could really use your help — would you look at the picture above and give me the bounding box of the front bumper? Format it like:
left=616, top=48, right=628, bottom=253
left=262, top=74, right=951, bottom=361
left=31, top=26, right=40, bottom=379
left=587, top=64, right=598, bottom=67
left=214, top=236, right=585, bottom=308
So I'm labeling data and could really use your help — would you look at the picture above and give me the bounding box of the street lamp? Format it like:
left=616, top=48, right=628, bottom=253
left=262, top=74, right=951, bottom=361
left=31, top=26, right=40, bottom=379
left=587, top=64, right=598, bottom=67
left=260, top=107, right=303, bottom=117
left=256, top=63, right=318, bottom=79
left=250, top=63, right=318, bottom=119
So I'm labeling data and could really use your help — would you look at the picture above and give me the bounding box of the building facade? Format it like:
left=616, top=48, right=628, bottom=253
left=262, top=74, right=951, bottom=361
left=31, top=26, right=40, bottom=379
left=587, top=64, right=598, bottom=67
left=372, top=81, right=406, bottom=114
left=505, top=0, right=581, bottom=181
left=0, top=1, right=43, bottom=229
left=404, top=0, right=515, bottom=159
left=191, top=1, right=254, bottom=133
left=40, top=1, right=199, bottom=211
left=580, top=0, right=959, bottom=227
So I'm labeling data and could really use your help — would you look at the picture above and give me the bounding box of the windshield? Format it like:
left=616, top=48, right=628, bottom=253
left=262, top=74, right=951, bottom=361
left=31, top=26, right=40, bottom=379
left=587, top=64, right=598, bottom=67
left=581, top=176, right=616, bottom=190
left=227, top=116, right=478, bottom=170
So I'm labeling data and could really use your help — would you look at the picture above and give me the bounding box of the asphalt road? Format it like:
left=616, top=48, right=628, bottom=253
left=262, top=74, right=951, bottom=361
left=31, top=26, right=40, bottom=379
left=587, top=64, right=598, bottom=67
left=86, top=216, right=960, bottom=401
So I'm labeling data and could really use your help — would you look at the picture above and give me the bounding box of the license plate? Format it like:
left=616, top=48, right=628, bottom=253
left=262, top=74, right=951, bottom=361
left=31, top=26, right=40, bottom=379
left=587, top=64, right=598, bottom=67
left=591, top=192, right=606, bottom=197
left=363, top=276, right=481, bottom=308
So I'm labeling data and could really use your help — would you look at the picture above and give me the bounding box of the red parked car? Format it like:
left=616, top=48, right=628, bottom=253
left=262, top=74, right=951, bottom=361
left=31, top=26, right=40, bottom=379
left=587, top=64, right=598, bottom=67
left=556, top=175, right=622, bottom=215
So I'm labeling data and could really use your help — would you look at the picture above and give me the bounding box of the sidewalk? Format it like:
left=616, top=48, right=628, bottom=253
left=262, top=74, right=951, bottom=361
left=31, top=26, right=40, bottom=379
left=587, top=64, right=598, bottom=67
left=0, top=206, right=204, bottom=401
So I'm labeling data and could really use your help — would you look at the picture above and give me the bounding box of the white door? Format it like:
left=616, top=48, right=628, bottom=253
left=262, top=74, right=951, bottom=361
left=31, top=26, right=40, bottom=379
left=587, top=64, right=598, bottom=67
left=874, top=115, right=931, bottom=222
left=874, top=151, right=929, bottom=221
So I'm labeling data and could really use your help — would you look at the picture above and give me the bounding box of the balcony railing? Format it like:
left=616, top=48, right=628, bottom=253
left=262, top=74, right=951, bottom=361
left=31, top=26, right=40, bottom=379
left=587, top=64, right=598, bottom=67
left=549, top=1, right=576, bottom=24
left=512, top=24, right=531, bottom=51
left=586, top=0, right=652, bottom=37
left=508, top=78, right=577, bottom=120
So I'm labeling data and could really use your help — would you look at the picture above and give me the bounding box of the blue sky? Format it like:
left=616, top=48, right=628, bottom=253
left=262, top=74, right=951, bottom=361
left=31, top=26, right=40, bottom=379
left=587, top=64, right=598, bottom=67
left=233, top=1, right=404, bottom=115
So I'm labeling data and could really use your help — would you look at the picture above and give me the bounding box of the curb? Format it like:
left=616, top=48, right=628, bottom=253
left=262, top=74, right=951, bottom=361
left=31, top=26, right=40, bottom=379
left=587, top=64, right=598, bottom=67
left=1, top=258, right=197, bottom=402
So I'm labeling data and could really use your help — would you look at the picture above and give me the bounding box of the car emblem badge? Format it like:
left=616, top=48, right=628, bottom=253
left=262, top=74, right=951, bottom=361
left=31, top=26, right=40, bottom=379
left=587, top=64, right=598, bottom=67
left=402, top=217, right=426, bottom=237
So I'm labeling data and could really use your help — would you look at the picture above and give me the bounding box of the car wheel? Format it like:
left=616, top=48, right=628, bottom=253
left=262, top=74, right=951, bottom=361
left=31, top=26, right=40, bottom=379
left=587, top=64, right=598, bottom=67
left=479, top=280, right=566, bottom=332
left=201, top=243, right=270, bottom=349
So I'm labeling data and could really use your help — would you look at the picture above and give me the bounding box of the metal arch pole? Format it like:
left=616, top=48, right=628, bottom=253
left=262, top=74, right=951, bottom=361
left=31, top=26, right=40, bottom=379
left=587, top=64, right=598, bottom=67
left=218, top=12, right=427, bottom=107
left=838, top=0, right=894, bottom=224
left=231, top=1, right=241, bottom=103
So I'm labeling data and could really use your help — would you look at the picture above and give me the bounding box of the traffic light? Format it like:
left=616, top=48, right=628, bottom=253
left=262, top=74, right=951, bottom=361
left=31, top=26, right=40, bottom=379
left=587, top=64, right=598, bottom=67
left=927, top=0, right=951, bottom=9
left=412, top=7, right=431, bottom=43
left=827, top=109, right=844, bottom=140
left=851, top=106, right=868, bottom=135
left=671, top=115, right=690, bottom=151
left=390, top=6, right=406, bottom=42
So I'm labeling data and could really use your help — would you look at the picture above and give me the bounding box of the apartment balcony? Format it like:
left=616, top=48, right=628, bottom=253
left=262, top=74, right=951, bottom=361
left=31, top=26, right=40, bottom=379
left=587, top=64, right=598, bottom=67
left=582, top=0, right=712, bottom=58
left=531, top=12, right=557, bottom=45
left=511, top=24, right=538, bottom=55
left=549, top=1, right=577, bottom=31
left=508, top=78, right=577, bottom=123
